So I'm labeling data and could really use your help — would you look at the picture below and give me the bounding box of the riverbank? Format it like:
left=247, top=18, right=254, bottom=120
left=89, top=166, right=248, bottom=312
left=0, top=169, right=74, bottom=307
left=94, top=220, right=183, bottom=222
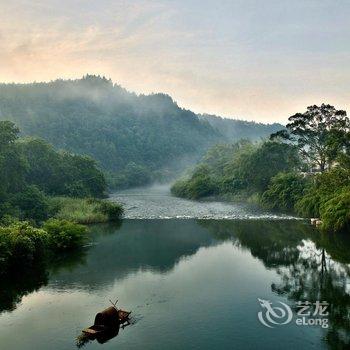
left=0, top=197, right=124, bottom=277
left=171, top=141, right=350, bottom=233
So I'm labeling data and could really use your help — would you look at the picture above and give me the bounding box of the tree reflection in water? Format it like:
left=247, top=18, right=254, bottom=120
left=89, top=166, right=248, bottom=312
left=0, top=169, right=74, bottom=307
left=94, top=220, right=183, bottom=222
left=0, top=247, right=88, bottom=313
left=199, top=219, right=350, bottom=349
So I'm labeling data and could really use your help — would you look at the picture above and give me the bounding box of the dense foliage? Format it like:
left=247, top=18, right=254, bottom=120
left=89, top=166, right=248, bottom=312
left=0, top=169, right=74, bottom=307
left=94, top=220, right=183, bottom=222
left=0, top=121, right=107, bottom=222
left=18, top=137, right=106, bottom=197
left=43, top=219, right=87, bottom=251
left=11, top=185, right=50, bottom=222
left=0, top=120, right=123, bottom=276
left=271, top=104, right=349, bottom=172
left=173, top=104, right=350, bottom=233
left=0, top=75, right=283, bottom=188
left=261, top=173, right=308, bottom=211
left=171, top=140, right=299, bottom=200
left=0, top=220, right=88, bottom=275
left=0, top=222, right=49, bottom=272
left=295, top=168, right=350, bottom=231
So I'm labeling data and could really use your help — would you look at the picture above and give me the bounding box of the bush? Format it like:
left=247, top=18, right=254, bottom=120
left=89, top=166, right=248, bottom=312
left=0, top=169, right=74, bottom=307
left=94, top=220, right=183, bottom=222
left=295, top=168, right=350, bottom=218
left=11, top=185, right=49, bottom=223
left=320, top=189, right=350, bottom=232
left=171, top=164, right=218, bottom=199
left=261, top=173, right=308, bottom=211
left=19, top=138, right=107, bottom=198
left=187, top=175, right=218, bottom=199
left=236, top=142, right=300, bottom=193
left=171, top=176, right=217, bottom=199
left=0, top=222, right=49, bottom=273
left=171, top=179, right=190, bottom=198
left=295, top=191, right=327, bottom=217
left=98, top=201, right=123, bottom=221
left=43, top=219, right=87, bottom=250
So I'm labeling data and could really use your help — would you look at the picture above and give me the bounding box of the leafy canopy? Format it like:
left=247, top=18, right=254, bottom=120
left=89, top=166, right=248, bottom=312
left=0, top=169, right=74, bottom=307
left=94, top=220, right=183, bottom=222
left=271, top=104, right=349, bottom=171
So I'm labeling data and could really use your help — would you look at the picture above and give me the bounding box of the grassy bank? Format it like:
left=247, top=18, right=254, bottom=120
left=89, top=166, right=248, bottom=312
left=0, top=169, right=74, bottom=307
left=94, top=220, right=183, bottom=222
left=0, top=196, right=124, bottom=275
left=0, top=220, right=88, bottom=275
left=0, top=198, right=123, bottom=277
left=49, top=197, right=124, bottom=224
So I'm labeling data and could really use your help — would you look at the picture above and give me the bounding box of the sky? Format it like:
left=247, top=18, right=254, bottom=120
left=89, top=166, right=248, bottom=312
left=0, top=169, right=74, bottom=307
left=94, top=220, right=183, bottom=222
left=0, top=0, right=349, bottom=123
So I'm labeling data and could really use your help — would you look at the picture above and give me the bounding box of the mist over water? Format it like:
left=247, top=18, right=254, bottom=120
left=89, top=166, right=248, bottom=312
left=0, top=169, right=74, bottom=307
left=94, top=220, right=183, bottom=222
left=110, top=185, right=300, bottom=220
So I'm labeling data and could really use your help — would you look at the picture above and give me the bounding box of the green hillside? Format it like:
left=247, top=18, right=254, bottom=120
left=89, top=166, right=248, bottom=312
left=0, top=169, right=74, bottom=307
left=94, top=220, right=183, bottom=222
left=0, top=75, right=283, bottom=188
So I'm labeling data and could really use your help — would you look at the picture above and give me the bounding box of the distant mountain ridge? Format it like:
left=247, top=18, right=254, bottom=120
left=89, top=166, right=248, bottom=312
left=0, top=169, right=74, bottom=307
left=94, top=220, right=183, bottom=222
left=0, top=75, right=283, bottom=187
left=198, top=114, right=283, bottom=141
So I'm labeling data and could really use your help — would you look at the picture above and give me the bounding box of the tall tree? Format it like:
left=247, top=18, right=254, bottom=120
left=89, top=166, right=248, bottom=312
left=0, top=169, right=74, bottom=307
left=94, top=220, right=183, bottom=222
left=271, top=104, right=349, bottom=172
left=0, top=121, right=27, bottom=202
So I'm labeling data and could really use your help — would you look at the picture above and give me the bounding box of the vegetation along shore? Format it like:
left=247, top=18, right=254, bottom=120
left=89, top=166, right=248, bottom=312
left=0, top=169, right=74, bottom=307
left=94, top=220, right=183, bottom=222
left=172, top=104, right=350, bottom=233
left=0, top=121, right=123, bottom=277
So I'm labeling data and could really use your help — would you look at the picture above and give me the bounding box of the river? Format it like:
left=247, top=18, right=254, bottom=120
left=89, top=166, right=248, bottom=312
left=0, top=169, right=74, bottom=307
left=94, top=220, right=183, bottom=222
left=0, top=186, right=349, bottom=349
left=109, top=185, right=299, bottom=219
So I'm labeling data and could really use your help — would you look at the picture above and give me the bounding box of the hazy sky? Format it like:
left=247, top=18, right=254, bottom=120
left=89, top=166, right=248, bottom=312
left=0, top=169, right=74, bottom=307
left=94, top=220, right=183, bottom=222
left=1, top=0, right=349, bottom=122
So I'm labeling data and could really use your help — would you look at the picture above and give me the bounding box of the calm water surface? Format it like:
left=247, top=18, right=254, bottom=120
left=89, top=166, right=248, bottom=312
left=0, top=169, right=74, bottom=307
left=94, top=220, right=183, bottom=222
left=1, top=186, right=349, bottom=349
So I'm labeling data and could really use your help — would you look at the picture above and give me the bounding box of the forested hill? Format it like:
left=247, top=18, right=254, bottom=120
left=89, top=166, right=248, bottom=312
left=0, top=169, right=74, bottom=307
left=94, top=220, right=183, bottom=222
left=199, top=114, right=283, bottom=141
left=0, top=75, right=282, bottom=188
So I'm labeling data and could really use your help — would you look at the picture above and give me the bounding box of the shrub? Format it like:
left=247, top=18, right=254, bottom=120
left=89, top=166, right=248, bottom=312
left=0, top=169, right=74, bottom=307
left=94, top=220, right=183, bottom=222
left=294, top=189, right=331, bottom=218
left=11, top=185, right=49, bottom=222
left=171, top=176, right=217, bottom=199
left=261, top=173, right=308, bottom=211
left=295, top=168, right=350, bottom=218
left=171, top=164, right=218, bottom=199
left=171, top=179, right=190, bottom=198
left=236, top=142, right=300, bottom=193
left=98, top=201, right=123, bottom=221
left=187, top=175, right=218, bottom=199
left=43, top=219, right=88, bottom=250
left=319, top=189, right=350, bottom=232
left=0, top=222, right=49, bottom=273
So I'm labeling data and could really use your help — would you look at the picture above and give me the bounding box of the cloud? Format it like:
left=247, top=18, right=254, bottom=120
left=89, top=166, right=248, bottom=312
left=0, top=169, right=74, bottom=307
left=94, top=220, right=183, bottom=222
left=0, top=0, right=349, bottom=122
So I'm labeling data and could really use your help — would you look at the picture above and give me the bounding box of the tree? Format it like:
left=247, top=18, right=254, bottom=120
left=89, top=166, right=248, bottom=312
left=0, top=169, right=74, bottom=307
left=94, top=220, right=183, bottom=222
left=0, top=121, right=19, bottom=151
left=18, top=138, right=107, bottom=197
left=271, top=104, right=349, bottom=172
left=235, top=141, right=300, bottom=192
left=0, top=121, right=27, bottom=204
left=261, top=172, right=307, bottom=211
left=11, top=185, right=49, bottom=222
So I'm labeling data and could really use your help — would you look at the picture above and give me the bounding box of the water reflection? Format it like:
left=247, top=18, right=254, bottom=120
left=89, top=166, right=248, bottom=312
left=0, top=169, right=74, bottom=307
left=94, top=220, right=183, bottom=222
left=0, top=265, right=48, bottom=313
left=200, top=220, right=350, bottom=349
left=51, top=220, right=217, bottom=290
left=0, top=219, right=350, bottom=349
left=0, top=245, right=88, bottom=313
left=76, top=324, right=121, bottom=348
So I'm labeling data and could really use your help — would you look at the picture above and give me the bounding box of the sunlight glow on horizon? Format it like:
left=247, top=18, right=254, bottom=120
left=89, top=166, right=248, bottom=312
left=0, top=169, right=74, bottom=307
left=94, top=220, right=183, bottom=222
left=1, top=0, right=349, bottom=123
